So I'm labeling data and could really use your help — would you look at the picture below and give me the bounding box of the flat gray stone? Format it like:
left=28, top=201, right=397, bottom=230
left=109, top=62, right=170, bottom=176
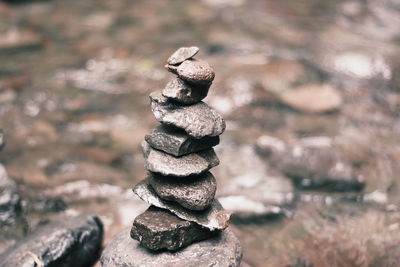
left=101, top=228, right=242, bottom=267
left=142, top=141, right=219, bottom=177
left=133, top=180, right=231, bottom=231
left=145, top=124, right=219, bottom=157
left=162, top=77, right=210, bottom=105
left=148, top=171, right=216, bottom=211
left=167, top=46, right=199, bottom=65
left=150, top=91, right=225, bottom=139
left=130, top=206, right=215, bottom=251
left=166, top=59, right=215, bottom=85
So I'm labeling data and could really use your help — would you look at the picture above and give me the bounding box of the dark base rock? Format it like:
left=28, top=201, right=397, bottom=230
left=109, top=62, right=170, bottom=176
left=130, top=206, right=215, bottom=251
left=148, top=172, right=216, bottom=210
left=0, top=213, right=103, bottom=267
left=101, top=228, right=242, bottom=267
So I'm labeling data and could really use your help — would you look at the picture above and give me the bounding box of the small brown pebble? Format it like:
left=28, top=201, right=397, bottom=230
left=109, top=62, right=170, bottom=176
left=167, top=46, right=199, bottom=65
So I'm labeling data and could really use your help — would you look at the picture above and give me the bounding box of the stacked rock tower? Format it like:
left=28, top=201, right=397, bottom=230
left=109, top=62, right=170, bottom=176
left=131, top=47, right=232, bottom=251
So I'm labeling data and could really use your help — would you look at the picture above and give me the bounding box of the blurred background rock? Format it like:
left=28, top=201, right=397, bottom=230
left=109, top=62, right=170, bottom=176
left=0, top=0, right=399, bottom=266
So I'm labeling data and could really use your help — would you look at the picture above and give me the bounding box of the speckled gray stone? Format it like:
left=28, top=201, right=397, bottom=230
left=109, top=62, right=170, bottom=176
left=133, top=179, right=231, bottom=231
left=162, top=77, right=210, bottom=105
left=148, top=171, right=216, bottom=211
left=0, top=213, right=103, bottom=267
left=150, top=91, right=225, bottom=139
left=166, top=59, right=215, bottom=85
left=101, top=228, right=242, bottom=267
left=130, top=206, right=215, bottom=251
left=167, top=46, right=199, bottom=65
left=142, top=141, right=219, bottom=177
left=145, top=124, right=219, bottom=157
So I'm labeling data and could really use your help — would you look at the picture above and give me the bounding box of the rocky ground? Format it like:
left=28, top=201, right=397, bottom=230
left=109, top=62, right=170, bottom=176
left=0, top=0, right=400, bottom=266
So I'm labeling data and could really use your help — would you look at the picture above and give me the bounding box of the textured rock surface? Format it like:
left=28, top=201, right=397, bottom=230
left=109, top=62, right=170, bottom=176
left=142, top=141, right=219, bottom=177
left=167, top=46, right=199, bottom=65
left=275, top=139, right=365, bottom=191
left=279, top=84, right=342, bottom=113
left=148, top=171, right=217, bottom=210
left=0, top=213, right=103, bottom=267
left=130, top=206, right=215, bottom=251
left=145, top=124, right=219, bottom=157
left=215, top=141, right=294, bottom=218
left=162, top=77, right=210, bottom=105
left=101, top=228, right=242, bottom=267
left=150, top=91, right=225, bottom=139
left=0, top=164, right=23, bottom=229
left=133, top=180, right=231, bottom=230
left=168, top=59, right=215, bottom=85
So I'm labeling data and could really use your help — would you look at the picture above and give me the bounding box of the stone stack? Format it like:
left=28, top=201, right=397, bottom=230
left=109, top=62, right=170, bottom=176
left=101, top=47, right=242, bottom=267
left=130, top=46, right=233, bottom=251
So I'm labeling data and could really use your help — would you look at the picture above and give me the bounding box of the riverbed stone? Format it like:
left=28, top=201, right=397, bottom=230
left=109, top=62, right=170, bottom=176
left=167, top=46, right=199, bottom=65
left=0, top=164, right=23, bottom=230
left=150, top=91, right=225, bottom=139
left=279, top=84, right=342, bottom=113
left=148, top=171, right=216, bottom=210
left=0, top=128, right=4, bottom=150
left=133, top=179, right=231, bottom=230
left=145, top=124, right=219, bottom=156
left=166, top=59, right=215, bottom=85
left=101, top=228, right=242, bottom=267
left=142, top=141, right=219, bottom=177
left=130, top=206, right=216, bottom=251
left=0, top=213, right=103, bottom=267
left=162, top=77, right=210, bottom=104
left=275, top=138, right=365, bottom=192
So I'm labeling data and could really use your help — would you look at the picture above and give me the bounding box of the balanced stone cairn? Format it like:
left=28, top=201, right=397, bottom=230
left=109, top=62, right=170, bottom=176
left=131, top=46, right=234, bottom=251
left=101, top=47, right=242, bottom=267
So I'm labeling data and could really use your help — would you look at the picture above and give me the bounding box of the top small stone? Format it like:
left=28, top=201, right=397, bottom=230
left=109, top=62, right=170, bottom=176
left=167, top=46, right=200, bottom=65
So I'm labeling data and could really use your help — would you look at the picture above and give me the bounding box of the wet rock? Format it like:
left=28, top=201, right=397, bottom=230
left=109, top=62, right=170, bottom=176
left=0, top=28, right=43, bottom=53
left=145, top=124, right=219, bottom=157
left=0, top=164, right=23, bottom=229
left=215, top=142, right=294, bottom=218
left=275, top=138, right=365, bottom=192
left=167, top=46, right=199, bottom=65
left=48, top=161, right=127, bottom=185
left=150, top=91, right=225, bottom=139
left=0, top=128, right=4, bottom=150
left=218, top=196, right=283, bottom=220
left=101, top=228, right=242, bottom=267
left=142, top=141, right=219, bottom=177
left=260, top=59, right=321, bottom=94
left=162, top=77, right=210, bottom=105
left=133, top=180, right=231, bottom=231
left=0, top=213, right=103, bottom=267
left=166, top=59, right=215, bottom=85
left=130, top=206, right=216, bottom=251
left=148, top=171, right=217, bottom=210
left=279, top=84, right=342, bottom=113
